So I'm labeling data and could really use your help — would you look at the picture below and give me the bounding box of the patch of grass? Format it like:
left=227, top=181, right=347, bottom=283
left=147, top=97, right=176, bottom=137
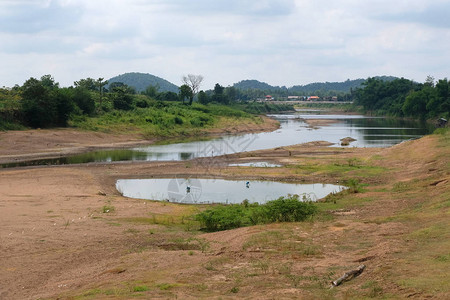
left=361, top=280, right=384, bottom=298
left=243, top=229, right=322, bottom=257
left=288, top=160, right=385, bottom=178
left=156, top=283, right=176, bottom=290
left=102, top=205, right=115, bottom=213
left=132, top=285, right=149, bottom=292
left=392, top=181, right=410, bottom=193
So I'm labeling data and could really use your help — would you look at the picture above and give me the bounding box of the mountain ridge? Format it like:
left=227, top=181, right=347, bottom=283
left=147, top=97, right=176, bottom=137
left=107, top=72, right=398, bottom=94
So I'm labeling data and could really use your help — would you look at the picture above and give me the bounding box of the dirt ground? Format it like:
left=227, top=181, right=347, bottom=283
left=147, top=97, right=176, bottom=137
left=0, top=124, right=448, bottom=299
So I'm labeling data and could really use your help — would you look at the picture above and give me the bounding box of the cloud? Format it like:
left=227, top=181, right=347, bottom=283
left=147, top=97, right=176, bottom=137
left=377, top=1, right=450, bottom=28
left=0, top=0, right=449, bottom=88
left=0, top=0, right=82, bottom=34
left=157, top=0, right=296, bottom=16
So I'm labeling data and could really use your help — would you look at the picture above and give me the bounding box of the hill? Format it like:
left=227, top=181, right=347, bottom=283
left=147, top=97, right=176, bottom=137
left=233, top=76, right=397, bottom=93
left=107, top=72, right=179, bottom=93
left=233, top=80, right=286, bottom=91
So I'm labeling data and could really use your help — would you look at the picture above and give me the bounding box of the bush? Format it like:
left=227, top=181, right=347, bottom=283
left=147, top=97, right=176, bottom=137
left=195, top=195, right=317, bottom=232
left=263, top=195, right=318, bottom=222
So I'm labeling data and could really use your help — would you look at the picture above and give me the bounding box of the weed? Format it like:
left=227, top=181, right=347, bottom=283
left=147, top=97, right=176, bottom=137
left=133, top=285, right=149, bottom=292
left=102, top=205, right=115, bottom=214
left=157, top=283, right=175, bottom=290
left=392, top=181, right=410, bottom=192
left=252, top=259, right=270, bottom=274
left=230, top=286, right=239, bottom=293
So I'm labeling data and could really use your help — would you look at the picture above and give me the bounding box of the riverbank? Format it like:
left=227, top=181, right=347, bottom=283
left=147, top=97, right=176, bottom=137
left=0, top=116, right=279, bottom=164
left=0, top=128, right=448, bottom=299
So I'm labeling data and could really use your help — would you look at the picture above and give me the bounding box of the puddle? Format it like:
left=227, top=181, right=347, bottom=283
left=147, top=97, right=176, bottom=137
left=116, top=178, right=346, bottom=204
left=228, top=162, right=282, bottom=167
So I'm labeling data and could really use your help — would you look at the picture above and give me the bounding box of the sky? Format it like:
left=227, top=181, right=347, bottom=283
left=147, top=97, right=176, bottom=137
left=0, top=0, right=449, bottom=90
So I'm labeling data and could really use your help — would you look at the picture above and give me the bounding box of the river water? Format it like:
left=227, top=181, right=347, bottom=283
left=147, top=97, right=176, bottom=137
left=1, top=111, right=432, bottom=167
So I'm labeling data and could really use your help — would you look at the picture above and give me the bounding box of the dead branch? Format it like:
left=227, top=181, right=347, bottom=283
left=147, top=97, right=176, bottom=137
left=332, top=264, right=366, bottom=286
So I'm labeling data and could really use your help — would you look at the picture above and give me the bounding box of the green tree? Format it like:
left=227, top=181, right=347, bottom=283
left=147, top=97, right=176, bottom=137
left=72, top=87, right=95, bottom=115
left=21, top=76, right=74, bottom=127
left=157, top=91, right=179, bottom=101
left=212, top=83, right=229, bottom=104
left=111, top=87, right=133, bottom=110
left=179, top=84, right=193, bottom=104
left=142, top=84, right=159, bottom=98
left=74, top=78, right=97, bottom=91
left=197, top=90, right=209, bottom=104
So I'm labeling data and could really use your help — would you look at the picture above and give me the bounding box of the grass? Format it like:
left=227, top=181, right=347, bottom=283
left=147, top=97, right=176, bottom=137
left=68, top=102, right=263, bottom=138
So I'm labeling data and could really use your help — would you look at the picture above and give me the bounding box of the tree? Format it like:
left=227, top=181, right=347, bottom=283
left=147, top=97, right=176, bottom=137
left=72, top=87, right=95, bottom=115
left=96, top=78, right=108, bottom=109
left=212, top=83, right=229, bottom=104
left=142, top=84, right=159, bottom=98
left=109, top=82, right=135, bottom=94
left=402, top=89, right=430, bottom=118
left=157, top=91, right=179, bottom=101
left=74, top=78, right=97, bottom=91
left=182, top=74, right=203, bottom=105
left=179, top=84, right=193, bottom=104
left=111, top=86, right=133, bottom=110
left=225, top=86, right=238, bottom=103
left=21, top=76, right=74, bottom=128
left=197, top=90, right=209, bottom=104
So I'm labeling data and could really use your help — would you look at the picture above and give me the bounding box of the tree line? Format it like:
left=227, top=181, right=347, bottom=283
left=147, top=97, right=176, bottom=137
left=353, top=76, right=449, bottom=120
left=0, top=74, right=293, bottom=130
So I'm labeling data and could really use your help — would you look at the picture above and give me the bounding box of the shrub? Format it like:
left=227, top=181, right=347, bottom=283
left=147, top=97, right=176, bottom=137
left=195, top=195, right=317, bottom=232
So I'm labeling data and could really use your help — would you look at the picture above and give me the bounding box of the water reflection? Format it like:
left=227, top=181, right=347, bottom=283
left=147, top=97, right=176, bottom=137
left=1, top=112, right=433, bottom=168
left=116, top=178, right=346, bottom=204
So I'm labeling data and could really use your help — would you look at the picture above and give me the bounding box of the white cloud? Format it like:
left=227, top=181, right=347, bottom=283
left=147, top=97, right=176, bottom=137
left=0, top=0, right=449, bottom=88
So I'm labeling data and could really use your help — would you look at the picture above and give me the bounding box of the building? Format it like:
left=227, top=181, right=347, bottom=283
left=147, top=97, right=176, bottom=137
left=307, top=96, right=320, bottom=101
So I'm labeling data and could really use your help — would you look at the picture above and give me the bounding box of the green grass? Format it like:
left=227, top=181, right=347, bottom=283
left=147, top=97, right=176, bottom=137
left=68, top=102, right=259, bottom=137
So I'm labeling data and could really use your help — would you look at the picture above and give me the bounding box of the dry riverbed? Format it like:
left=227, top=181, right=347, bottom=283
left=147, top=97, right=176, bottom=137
left=0, top=124, right=449, bottom=299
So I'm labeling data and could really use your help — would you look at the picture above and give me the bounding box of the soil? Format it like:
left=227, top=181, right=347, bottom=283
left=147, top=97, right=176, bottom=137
left=0, top=122, right=448, bottom=299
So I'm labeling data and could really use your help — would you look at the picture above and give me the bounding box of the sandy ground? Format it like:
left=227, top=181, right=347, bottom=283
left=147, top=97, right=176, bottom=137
left=0, top=123, right=449, bottom=299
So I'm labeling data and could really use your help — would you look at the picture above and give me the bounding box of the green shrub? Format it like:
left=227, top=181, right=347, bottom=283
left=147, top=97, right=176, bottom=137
left=195, top=195, right=317, bottom=232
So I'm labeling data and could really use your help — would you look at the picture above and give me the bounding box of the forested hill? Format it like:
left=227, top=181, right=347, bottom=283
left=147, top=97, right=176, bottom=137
left=233, top=80, right=286, bottom=91
left=107, top=72, right=179, bottom=93
left=233, top=76, right=397, bottom=93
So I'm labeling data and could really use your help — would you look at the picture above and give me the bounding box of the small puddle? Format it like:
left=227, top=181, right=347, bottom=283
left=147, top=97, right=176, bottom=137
left=116, top=178, right=345, bottom=204
left=228, top=161, right=282, bottom=167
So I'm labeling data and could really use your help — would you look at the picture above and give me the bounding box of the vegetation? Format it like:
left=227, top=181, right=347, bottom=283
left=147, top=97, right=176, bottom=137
left=195, top=195, right=317, bottom=232
left=353, top=76, right=450, bottom=120
left=107, top=72, right=179, bottom=93
left=232, top=76, right=397, bottom=101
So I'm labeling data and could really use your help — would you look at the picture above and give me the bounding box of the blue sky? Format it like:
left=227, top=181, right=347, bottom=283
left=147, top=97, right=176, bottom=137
left=1, top=0, right=449, bottom=89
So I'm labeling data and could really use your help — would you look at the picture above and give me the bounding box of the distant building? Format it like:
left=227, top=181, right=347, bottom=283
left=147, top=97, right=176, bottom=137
left=265, top=95, right=274, bottom=101
left=307, top=96, right=320, bottom=101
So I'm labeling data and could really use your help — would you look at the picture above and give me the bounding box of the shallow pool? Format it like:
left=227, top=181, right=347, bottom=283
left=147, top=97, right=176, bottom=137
left=116, top=178, right=345, bottom=204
